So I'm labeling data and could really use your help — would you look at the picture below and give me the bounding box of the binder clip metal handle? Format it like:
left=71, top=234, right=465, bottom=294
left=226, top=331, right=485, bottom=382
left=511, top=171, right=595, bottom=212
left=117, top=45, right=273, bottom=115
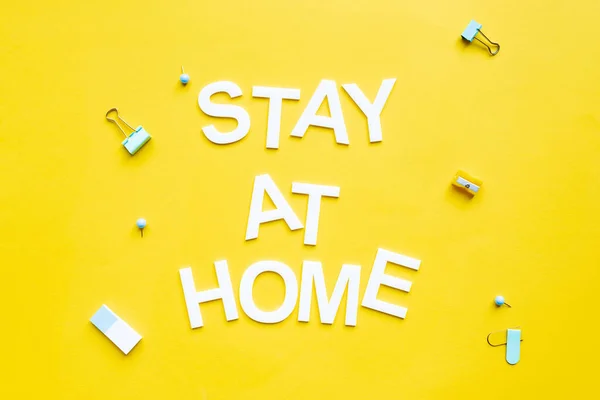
left=106, top=108, right=135, bottom=138
left=474, top=30, right=500, bottom=56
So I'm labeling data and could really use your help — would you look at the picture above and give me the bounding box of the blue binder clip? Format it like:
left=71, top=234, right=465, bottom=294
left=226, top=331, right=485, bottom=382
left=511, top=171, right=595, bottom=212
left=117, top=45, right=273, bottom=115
left=106, top=108, right=152, bottom=155
left=461, top=20, right=500, bottom=56
left=505, top=329, right=521, bottom=365
left=487, top=328, right=522, bottom=365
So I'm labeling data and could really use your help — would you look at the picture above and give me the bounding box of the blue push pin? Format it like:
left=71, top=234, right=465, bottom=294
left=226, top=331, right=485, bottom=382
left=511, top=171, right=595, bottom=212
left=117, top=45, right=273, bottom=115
left=461, top=20, right=500, bottom=56
left=180, top=66, right=190, bottom=85
left=136, top=218, right=147, bottom=237
left=494, top=295, right=511, bottom=308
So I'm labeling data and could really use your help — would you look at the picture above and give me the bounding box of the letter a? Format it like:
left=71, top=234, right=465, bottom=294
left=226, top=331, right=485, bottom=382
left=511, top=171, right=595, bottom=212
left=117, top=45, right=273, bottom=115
left=245, top=174, right=303, bottom=240
left=291, top=80, right=349, bottom=145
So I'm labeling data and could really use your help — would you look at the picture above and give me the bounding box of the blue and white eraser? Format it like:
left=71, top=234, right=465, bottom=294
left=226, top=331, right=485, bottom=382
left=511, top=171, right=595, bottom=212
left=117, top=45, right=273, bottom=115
left=506, top=329, right=521, bottom=365
left=122, top=126, right=151, bottom=155
left=462, top=20, right=482, bottom=42
left=90, top=305, right=142, bottom=355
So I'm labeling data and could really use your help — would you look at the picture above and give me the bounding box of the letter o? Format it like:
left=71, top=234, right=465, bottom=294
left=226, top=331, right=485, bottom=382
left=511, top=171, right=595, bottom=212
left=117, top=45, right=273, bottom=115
left=239, top=261, right=298, bottom=323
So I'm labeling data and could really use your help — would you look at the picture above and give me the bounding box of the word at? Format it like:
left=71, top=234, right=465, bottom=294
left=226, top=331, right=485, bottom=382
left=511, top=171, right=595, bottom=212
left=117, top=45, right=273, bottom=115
left=246, top=174, right=339, bottom=246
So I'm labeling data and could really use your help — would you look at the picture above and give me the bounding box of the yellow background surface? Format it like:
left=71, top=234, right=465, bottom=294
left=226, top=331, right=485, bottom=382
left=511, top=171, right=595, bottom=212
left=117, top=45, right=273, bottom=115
left=2, top=1, right=600, bottom=398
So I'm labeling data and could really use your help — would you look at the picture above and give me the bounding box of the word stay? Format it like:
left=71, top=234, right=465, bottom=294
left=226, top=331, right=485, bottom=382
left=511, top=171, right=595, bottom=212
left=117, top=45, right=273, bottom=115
left=198, top=78, right=396, bottom=148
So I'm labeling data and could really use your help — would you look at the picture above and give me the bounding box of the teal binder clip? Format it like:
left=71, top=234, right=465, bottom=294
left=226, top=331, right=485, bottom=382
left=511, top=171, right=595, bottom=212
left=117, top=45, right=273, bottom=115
left=461, top=20, right=500, bottom=56
left=487, top=328, right=522, bottom=365
left=106, top=108, right=151, bottom=155
left=505, top=329, right=521, bottom=365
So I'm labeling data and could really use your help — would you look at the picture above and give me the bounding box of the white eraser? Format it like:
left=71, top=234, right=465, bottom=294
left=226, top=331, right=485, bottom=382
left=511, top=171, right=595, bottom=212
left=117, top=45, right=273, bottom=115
left=90, top=305, right=142, bottom=355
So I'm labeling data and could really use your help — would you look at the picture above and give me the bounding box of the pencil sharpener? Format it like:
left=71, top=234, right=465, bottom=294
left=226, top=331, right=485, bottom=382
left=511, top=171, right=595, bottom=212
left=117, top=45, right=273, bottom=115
left=122, top=126, right=151, bottom=155
left=451, top=170, right=482, bottom=196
